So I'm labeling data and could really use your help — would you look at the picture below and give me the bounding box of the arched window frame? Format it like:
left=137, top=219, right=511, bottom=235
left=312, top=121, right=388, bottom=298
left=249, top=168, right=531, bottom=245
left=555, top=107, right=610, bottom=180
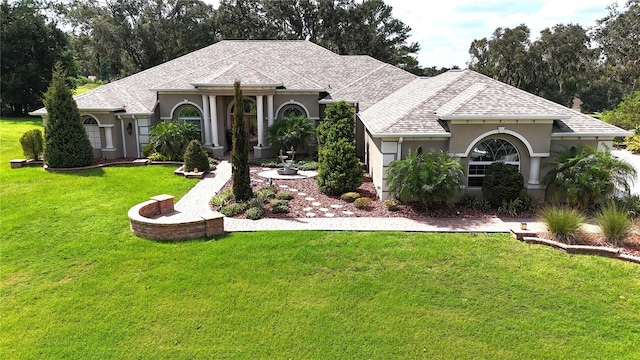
left=468, top=138, right=520, bottom=187
left=277, top=104, right=306, bottom=120
left=177, top=106, right=203, bottom=140
left=83, top=116, right=101, bottom=149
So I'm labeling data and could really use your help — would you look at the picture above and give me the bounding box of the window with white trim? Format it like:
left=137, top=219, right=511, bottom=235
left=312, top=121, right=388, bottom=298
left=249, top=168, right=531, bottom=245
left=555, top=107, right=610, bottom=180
left=468, top=138, right=520, bottom=187
left=278, top=104, right=305, bottom=119
left=83, top=117, right=101, bottom=149
left=178, top=106, right=202, bottom=140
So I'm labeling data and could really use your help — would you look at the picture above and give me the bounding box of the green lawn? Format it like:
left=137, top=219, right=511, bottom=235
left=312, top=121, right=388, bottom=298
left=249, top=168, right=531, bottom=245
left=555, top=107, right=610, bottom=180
left=1, top=118, right=639, bottom=359
left=73, top=82, right=102, bottom=95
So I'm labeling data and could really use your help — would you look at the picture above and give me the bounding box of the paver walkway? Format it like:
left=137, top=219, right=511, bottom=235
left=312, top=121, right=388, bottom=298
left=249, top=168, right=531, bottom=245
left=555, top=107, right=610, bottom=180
left=174, top=160, right=546, bottom=233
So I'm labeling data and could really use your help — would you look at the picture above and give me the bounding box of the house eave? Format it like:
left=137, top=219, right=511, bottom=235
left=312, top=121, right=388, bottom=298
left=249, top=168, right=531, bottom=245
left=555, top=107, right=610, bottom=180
left=551, top=131, right=633, bottom=138
left=30, top=107, right=126, bottom=116
left=437, top=114, right=570, bottom=121
left=191, top=83, right=284, bottom=90
left=368, top=132, right=451, bottom=139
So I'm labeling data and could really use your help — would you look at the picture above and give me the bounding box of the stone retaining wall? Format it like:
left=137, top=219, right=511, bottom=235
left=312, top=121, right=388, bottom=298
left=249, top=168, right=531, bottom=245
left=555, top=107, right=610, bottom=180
left=128, top=194, right=224, bottom=241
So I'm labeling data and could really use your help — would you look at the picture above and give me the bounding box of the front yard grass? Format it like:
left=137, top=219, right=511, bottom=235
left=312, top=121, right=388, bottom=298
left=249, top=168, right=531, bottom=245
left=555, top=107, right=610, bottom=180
left=1, top=118, right=640, bottom=359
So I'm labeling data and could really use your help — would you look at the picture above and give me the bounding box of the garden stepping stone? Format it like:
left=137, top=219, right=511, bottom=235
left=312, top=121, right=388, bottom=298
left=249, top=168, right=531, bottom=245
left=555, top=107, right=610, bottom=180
left=303, top=207, right=312, bottom=212
left=330, top=204, right=343, bottom=209
left=342, top=211, right=354, bottom=216
left=305, top=197, right=315, bottom=201
left=311, top=202, right=321, bottom=206
left=279, top=185, right=289, bottom=188
left=318, top=208, right=329, bottom=212
left=324, top=213, right=335, bottom=217
left=297, top=192, right=307, bottom=196
left=262, top=168, right=271, bottom=171
left=306, top=212, right=316, bottom=217
left=289, top=188, right=298, bottom=192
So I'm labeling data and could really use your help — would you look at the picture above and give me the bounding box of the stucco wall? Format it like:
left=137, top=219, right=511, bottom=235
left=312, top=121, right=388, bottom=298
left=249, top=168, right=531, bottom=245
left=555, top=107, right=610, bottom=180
left=365, top=132, right=384, bottom=199
left=448, top=122, right=553, bottom=155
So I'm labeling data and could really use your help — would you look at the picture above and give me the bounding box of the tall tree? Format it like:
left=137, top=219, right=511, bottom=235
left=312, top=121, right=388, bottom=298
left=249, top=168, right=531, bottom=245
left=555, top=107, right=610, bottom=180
left=231, top=81, right=252, bottom=203
left=43, top=63, right=93, bottom=168
left=469, top=23, right=598, bottom=107
left=594, top=0, right=640, bottom=93
left=64, top=0, right=217, bottom=79
left=215, top=0, right=422, bottom=72
left=528, top=24, right=595, bottom=106
left=1, top=0, right=73, bottom=115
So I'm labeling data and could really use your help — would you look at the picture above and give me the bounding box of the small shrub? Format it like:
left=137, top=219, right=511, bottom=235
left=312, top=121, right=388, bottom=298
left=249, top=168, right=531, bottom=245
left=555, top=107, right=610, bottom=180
left=298, top=161, right=319, bottom=171
left=219, top=202, right=247, bottom=217
left=210, top=188, right=234, bottom=209
left=247, top=194, right=266, bottom=209
left=616, top=195, right=640, bottom=218
left=540, top=206, right=586, bottom=244
left=256, top=186, right=277, bottom=199
left=471, top=198, right=491, bottom=212
left=626, top=134, right=640, bottom=154
left=142, top=143, right=155, bottom=157
left=596, top=203, right=633, bottom=245
left=498, top=198, right=522, bottom=217
left=519, top=194, right=540, bottom=212
left=341, top=192, right=360, bottom=202
left=277, top=191, right=294, bottom=200
left=353, top=197, right=372, bottom=209
left=270, top=199, right=290, bottom=213
left=482, top=162, right=524, bottom=208
left=245, top=207, right=264, bottom=220
left=384, top=199, right=400, bottom=211
left=19, top=129, right=44, bottom=160
left=183, top=139, right=210, bottom=172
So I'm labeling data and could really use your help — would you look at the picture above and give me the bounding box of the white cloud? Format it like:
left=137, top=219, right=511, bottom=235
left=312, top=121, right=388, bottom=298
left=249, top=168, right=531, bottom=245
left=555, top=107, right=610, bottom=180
left=386, top=0, right=624, bottom=67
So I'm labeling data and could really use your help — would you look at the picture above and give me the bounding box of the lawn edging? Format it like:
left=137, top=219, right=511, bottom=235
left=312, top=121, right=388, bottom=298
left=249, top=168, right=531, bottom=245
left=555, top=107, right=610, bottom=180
left=522, top=236, right=640, bottom=264
left=40, top=159, right=183, bottom=172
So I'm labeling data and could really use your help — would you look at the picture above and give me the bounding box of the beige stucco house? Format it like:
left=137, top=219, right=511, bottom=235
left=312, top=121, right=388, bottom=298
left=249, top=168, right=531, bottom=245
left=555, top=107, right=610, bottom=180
left=31, top=40, right=631, bottom=200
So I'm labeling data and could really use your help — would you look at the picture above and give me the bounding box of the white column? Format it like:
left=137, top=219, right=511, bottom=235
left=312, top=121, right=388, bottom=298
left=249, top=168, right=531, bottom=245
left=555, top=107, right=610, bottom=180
left=256, top=95, right=264, bottom=147
left=201, top=95, right=211, bottom=146
left=119, top=117, right=127, bottom=157
left=267, top=95, right=274, bottom=146
left=528, top=157, right=541, bottom=185
left=209, top=95, right=219, bottom=147
left=103, top=125, right=114, bottom=149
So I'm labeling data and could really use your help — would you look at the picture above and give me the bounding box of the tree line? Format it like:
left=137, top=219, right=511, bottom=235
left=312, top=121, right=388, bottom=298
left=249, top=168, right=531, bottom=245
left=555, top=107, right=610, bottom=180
left=1, top=0, right=638, bottom=115
left=468, top=0, right=639, bottom=112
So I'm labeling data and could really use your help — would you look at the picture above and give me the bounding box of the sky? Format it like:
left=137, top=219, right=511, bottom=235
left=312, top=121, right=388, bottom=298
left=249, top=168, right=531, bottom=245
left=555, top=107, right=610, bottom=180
left=205, top=0, right=626, bottom=68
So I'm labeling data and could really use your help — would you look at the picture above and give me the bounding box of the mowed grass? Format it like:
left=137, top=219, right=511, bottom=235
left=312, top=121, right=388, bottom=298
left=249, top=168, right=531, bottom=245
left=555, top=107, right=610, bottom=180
left=2, top=118, right=640, bottom=359
left=73, top=82, right=103, bottom=95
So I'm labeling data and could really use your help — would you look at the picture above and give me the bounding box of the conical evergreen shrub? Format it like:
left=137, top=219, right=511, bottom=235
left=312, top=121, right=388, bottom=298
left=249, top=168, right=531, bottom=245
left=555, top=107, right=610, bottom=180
left=231, top=81, right=252, bottom=202
left=43, top=63, right=93, bottom=168
left=183, top=139, right=210, bottom=172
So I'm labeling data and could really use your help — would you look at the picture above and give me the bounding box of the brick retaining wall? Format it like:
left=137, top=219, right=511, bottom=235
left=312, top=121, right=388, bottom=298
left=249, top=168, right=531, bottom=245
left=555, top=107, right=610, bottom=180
left=128, top=194, right=224, bottom=241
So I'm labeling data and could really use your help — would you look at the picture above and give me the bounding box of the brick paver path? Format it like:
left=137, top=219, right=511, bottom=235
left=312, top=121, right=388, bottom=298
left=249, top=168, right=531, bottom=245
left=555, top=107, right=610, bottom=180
left=171, top=160, right=547, bottom=233
left=174, top=160, right=232, bottom=217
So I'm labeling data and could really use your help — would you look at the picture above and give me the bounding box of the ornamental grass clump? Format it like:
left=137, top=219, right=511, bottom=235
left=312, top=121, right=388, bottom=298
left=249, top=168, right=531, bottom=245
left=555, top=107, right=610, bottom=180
left=277, top=191, right=294, bottom=200
left=596, top=203, right=634, bottom=245
left=270, top=199, right=290, bottom=213
left=220, top=203, right=247, bottom=217
left=353, top=197, right=371, bottom=209
left=341, top=192, right=360, bottom=202
left=245, top=206, right=265, bottom=220
left=384, top=199, right=400, bottom=211
left=210, top=188, right=234, bottom=210
left=540, top=206, right=586, bottom=244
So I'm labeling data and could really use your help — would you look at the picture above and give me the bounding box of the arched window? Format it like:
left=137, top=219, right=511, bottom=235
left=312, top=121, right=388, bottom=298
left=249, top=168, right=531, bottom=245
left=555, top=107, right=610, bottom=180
left=278, top=104, right=305, bottom=119
left=178, top=106, right=202, bottom=139
left=83, top=117, right=101, bottom=149
left=468, top=138, right=520, bottom=187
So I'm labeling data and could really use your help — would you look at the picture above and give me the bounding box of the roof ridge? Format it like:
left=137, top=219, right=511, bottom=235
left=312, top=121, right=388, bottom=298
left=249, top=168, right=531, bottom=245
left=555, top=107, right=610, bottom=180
left=332, top=63, right=392, bottom=94
left=378, top=71, right=466, bottom=132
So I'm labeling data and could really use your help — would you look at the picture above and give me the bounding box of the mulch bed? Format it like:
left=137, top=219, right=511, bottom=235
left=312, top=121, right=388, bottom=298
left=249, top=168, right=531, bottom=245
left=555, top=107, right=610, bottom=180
left=213, top=165, right=640, bottom=259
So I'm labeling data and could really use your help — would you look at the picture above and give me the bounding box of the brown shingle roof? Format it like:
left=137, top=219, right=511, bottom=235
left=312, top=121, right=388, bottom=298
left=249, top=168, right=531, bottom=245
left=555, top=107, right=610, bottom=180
left=359, top=69, right=631, bottom=137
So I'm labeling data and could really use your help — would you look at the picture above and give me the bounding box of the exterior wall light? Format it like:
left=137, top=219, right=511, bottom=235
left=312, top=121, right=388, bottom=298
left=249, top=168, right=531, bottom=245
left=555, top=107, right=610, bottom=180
left=127, top=122, right=133, bottom=135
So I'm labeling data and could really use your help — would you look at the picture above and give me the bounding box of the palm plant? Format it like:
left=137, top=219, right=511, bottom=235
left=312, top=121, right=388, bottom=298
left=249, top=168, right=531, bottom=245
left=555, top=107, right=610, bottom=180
left=267, top=114, right=315, bottom=154
left=148, top=120, right=199, bottom=161
left=386, top=149, right=464, bottom=211
left=542, top=145, right=636, bottom=209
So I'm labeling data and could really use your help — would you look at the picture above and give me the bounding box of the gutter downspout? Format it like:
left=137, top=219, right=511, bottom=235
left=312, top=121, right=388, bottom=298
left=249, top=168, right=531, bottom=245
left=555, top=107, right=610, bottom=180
left=397, top=137, right=404, bottom=160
